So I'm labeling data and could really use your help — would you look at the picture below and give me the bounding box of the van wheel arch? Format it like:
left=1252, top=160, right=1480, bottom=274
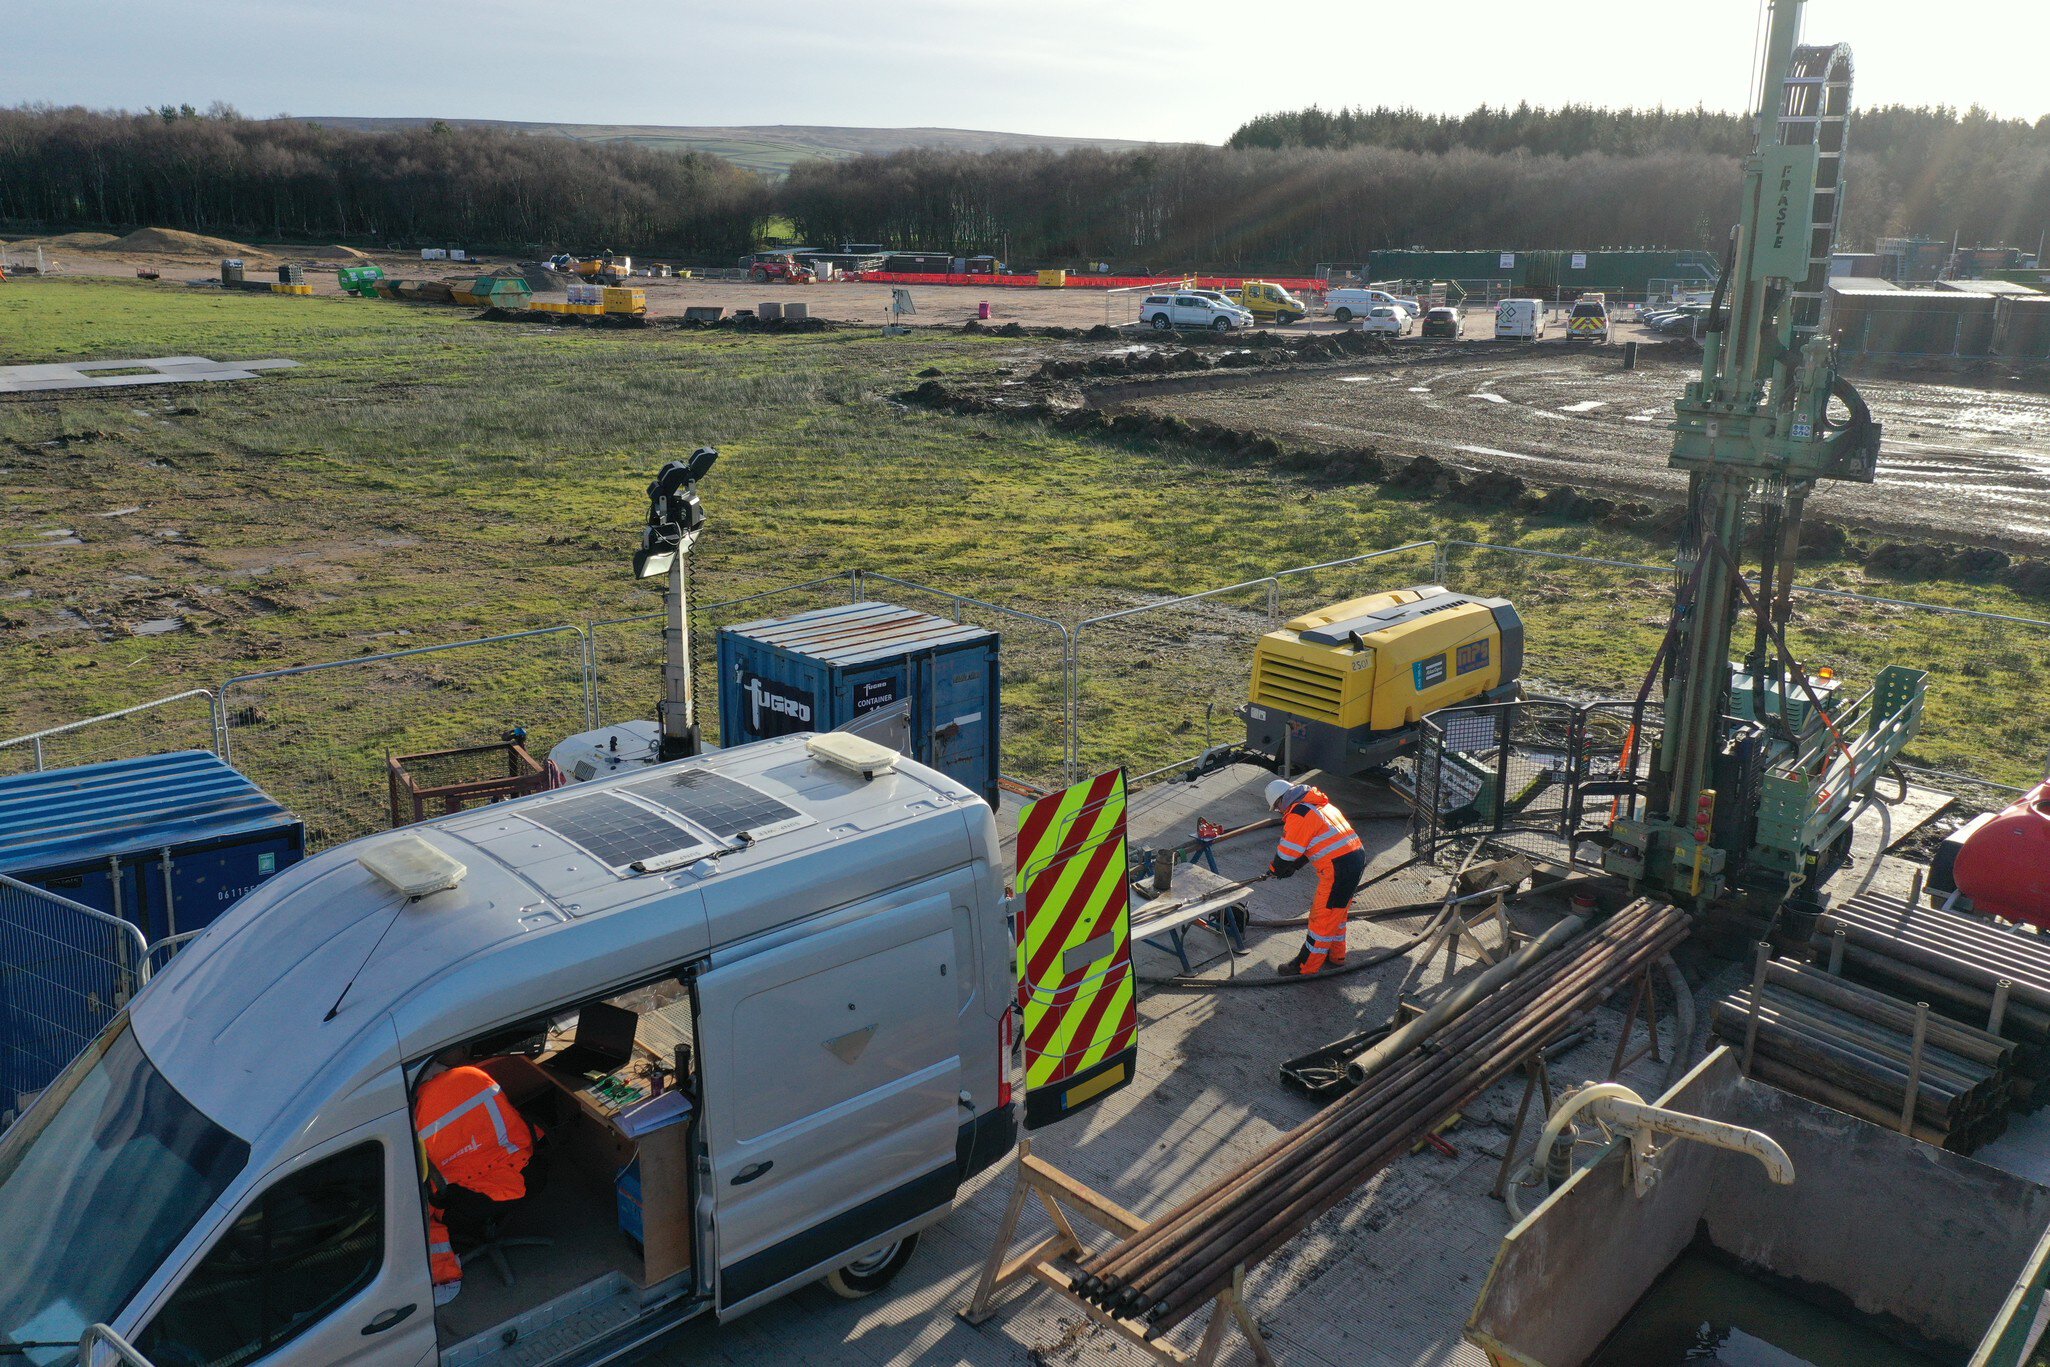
left=822, top=1233, right=919, bottom=1298
left=1333, top=306, right=1353, bottom=322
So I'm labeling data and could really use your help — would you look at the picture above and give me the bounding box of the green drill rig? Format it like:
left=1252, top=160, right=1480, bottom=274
left=1600, top=0, right=1927, bottom=919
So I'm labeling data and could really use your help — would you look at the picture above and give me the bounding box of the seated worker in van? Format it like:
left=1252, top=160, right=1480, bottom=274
left=415, top=1052, right=543, bottom=1304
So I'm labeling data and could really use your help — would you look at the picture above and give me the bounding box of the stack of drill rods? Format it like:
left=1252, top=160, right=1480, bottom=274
left=1819, top=895, right=2050, bottom=1068
left=1712, top=988, right=2007, bottom=1140
left=1075, top=899, right=1687, bottom=1332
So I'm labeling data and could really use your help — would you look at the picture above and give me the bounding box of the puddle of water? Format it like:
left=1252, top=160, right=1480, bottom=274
left=132, top=616, right=186, bottom=636
left=1560, top=399, right=1607, bottom=413
left=1470, top=392, right=1508, bottom=403
left=1586, top=1248, right=1946, bottom=1367
left=95, top=505, right=144, bottom=518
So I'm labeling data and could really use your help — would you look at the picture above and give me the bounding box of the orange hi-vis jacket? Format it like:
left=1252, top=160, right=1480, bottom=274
left=415, top=1065, right=536, bottom=1202
left=1271, top=787, right=1364, bottom=875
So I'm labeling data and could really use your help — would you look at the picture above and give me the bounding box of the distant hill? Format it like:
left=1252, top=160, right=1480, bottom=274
left=297, top=118, right=1161, bottom=176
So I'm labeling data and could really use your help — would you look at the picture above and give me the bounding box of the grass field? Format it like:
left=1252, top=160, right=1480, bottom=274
left=2, top=279, right=2042, bottom=840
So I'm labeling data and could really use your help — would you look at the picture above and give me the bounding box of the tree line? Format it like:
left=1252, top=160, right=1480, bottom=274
left=781, top=102, right=2050, bottom=269
left=4, top=101, right=2045, bottom=271
left=0, top=105, right=767, bottom=256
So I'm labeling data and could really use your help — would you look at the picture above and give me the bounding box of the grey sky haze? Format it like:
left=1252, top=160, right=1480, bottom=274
left=3, top=0, right=2038, bottom=145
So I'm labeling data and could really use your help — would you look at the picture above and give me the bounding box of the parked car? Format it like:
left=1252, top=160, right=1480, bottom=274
left=1141, top=292, right=1255, bottom=332
left=1358, top=305, right=1413, bottom=336
left=1420, top=306, right=1462, bottom=339
left=1566, top=295, right=1612, bottom=343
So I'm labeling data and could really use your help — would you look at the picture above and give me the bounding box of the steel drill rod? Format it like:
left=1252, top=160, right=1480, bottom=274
left=1833, top=946, right=2050, bottom=1051
left=1087, top=906, right=1668, bottom=1292
left=1084, top=907, right=1668, bottom=1292
left=1764, top=961, right=2014, bottom=1067
left=1711, top=1005, right=1978, bottom=1125
left=1123, top=911, right=1682, bottom=1294
left=1746, top=1054, right=1959, bottom=1149
left=1095, top=907, right=1684, bottom=1320
left=1144, top=919, right=1689, bottom=1323
left=1723, top=989, right=1994, bottom=1099
left=1749, top=981, right=2004, bottom=1083
left=1825, top=904, right=2050, bottom=1007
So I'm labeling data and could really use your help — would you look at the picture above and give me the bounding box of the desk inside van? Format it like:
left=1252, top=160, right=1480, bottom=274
left=483, top=1001, right=696, bottom=1286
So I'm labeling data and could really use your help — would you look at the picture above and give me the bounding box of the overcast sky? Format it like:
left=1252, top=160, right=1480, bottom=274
left=7, top=0, right=2043, bottom=145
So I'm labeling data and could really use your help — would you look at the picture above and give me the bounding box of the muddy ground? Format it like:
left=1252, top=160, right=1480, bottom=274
left=1098, top=347, right=2050, bottom=552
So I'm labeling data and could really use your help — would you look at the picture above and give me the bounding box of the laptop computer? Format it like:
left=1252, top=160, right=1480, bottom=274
left=551, top=1000, right=639, bottom=1076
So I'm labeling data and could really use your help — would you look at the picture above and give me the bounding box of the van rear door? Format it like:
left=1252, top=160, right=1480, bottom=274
left=697, top=892, right=962, bottom=1316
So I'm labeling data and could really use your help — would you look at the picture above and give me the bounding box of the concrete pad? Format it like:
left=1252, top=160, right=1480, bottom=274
left=0, top=356, right=299, bottom=392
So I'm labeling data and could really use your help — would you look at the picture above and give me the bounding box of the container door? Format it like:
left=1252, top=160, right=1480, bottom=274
left=138, top=835, right=301, bottom=943
left=926, top=647, right=996, bottom=805
left=838, top=664, right=908, bottom=745
left=696, top=892, right=962, bottom=1317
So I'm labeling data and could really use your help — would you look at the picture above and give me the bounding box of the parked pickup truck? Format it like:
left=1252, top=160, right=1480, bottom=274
left=1141, top=292, right=1255, bottom=332
left=1225, top=280, right=1308, bottom=325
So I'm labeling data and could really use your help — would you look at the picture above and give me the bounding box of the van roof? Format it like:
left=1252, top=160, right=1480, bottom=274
left=131, top=736, right=991, bottom=1143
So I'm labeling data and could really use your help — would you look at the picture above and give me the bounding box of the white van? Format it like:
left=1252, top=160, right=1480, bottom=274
left=1495, top=298, right=1547, bottom=340
left=1327, top=288, right=1417, bottom=323
left=0, top=734, right=1016, bottom=1367
left=1140, top=292, right=1255, bottom=331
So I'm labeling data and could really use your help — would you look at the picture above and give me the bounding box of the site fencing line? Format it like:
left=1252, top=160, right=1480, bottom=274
left=4, top=542, right=2042, bottom=846
left=218, top=625, right=595, bottom=848
left=0, top=689, right=222, bottom=779
left=0, top=872, right=151, bottom=1117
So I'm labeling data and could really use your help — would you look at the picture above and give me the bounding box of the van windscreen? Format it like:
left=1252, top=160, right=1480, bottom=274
left=0, top=1016, right=248, bottom=1360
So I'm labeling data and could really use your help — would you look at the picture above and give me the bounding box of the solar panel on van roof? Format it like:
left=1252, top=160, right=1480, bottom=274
left=622, top=769, right=809, bottom=841
left=520, top=791, right=706, bottom=868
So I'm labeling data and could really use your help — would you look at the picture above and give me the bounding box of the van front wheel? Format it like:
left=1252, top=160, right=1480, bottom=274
left=823, top=1234, right=919, bottom=1299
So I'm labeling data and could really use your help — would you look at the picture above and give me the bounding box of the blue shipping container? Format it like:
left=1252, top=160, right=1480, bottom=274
left=717, top=602, right=1001, bottom=806
left=0, top=751, right=305, bottom=943
left=0, top=751, right=304, bottom=1101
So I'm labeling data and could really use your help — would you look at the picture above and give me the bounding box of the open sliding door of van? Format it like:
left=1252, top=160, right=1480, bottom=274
left=697, top=893, right=962, bottom=1316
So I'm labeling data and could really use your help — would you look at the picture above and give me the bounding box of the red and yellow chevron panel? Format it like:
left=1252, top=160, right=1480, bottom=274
left=1016, top=769, right=1137, bottom=1129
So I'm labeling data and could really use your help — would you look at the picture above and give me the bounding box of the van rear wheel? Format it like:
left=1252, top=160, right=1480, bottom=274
left=1333, top=307, right=1353, bottom=322
left=1150, top=314, right=1173, bottom=331
left=824, top=1234, right=919, bottom=1299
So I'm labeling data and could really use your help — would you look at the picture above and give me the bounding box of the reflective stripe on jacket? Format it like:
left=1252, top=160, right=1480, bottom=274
left=1272, top=787, right=1364, bottom=873
left=415, top=1065, right=535, bottom=1202
left=427, top=1207, right=462, bottom=1303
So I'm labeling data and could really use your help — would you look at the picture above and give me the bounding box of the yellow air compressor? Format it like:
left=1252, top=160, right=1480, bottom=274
left=1237, top=585, right=1522, bottom=775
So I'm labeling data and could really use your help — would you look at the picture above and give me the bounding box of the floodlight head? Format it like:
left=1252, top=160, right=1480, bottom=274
left=635, top=448, right=716, bottom=578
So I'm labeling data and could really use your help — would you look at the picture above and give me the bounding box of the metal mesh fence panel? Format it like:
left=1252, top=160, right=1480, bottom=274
left=1074, top=579, right=1277, bottom=783
left=1781, top=587, right=2050, bottom=796
left=1435, top=542, right=1677, bottom=701
left=0, top=874, right=147, bottom=1114
left=587, top=573, right=859, bottom=745
left=219, top=626, right=592, bottom=849
left=0, top=691, right=220, bottom=780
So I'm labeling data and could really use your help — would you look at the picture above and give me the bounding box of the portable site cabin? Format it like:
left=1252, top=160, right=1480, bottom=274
left=0, top=736, right=1015, bottom=1367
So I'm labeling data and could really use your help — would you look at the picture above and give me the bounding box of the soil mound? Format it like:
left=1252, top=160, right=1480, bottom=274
left=106, top=227, right=262, bottom=257
left=9, top=231, right=120, bottom=250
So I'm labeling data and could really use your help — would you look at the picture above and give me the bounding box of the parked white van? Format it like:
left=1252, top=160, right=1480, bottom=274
left=0, top=733, right=1016, bottom=1367
left=1327, top=288, right=1417, bottom=323
left=1140, top=292, right=1254, bottom=331
left=1495, top=298, right=1547, bottom=340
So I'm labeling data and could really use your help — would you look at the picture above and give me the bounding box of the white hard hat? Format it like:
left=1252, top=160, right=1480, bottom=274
left=1265, top=778, right=1303, bottom=810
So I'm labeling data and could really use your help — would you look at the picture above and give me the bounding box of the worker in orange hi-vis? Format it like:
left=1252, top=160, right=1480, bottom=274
left=1265, top=779, right=1367, bottom=976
